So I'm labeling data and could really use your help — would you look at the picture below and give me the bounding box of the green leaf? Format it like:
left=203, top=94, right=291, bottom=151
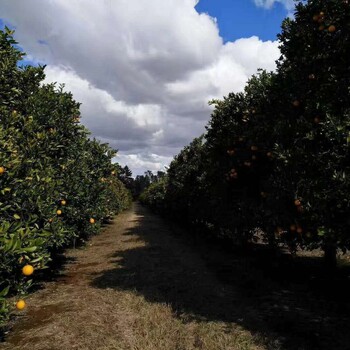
left=22, top=246, right=37, bottom=253
left=0, top=286, right=10, bottom=297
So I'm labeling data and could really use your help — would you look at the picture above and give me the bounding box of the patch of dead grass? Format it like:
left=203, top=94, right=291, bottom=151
left=0, top=205, right=264, bottom=350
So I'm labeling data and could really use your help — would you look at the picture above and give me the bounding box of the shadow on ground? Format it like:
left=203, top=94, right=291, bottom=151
left=91, top=204, right=350, bottom=350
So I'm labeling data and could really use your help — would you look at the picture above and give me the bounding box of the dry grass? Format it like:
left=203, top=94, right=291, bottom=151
left=2, top=203, right=349, bottom=350
left=0, top=204, right=263, bottom=350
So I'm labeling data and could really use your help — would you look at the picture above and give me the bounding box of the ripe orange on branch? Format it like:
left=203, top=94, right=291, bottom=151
left=90, top=218, right=95, bottom=224
left=294, top=199, right=301, bottom=206
left=0, top=166, right=5, bottom=174
left=56, top=209, right=62, bottom=216
left=22, top=265, right=34, bottom=276
left=328, top=25, right=336, bottom=33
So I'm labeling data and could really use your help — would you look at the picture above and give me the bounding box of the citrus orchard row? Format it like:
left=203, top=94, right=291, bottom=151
left=0, top=28, right=131, bottom=324
left=140, top=0, right=350, bottom=266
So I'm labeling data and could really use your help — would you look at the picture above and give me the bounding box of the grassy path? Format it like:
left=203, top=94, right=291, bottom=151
left=1, top=203, right=350, bottom=350
left=0, top=203, right=262, bottom=350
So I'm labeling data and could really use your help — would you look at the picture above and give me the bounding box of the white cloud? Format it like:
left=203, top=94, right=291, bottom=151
left=0, top=0, right=281, bottom=176
left=115, top=154, right=172, bottom=176
left=253, top=0, right=295, bottom=11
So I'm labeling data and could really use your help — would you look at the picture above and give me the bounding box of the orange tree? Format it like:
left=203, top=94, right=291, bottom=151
left=164, top=136, right=213, bottom=227
left=268, top=0, right=350, bottom=265
left=140, top=0, right=350, bottom=266
left=204, top=71, right=281, bottom=246
left=0, top=27, right=131, bottom=324
left=206, top=0, right=350, bottom=260
left=139, top=176, right=168, bottom=214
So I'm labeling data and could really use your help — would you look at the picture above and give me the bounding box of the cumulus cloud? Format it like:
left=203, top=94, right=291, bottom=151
left=0, top=0, right=280, bottom=175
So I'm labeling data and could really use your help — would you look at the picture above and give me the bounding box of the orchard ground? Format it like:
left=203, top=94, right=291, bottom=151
left=1, top=203, right=350, bottom=350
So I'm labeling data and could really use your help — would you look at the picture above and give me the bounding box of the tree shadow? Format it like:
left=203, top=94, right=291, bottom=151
left=91, top=204, right=350, bottom=350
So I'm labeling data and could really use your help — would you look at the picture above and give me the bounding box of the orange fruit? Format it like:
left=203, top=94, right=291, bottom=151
left=0, top=166, right=5, bottom=174
left=16, top=300, right=26, bottom=310
left=12, top=110, right=18, bottom=116
left=252, top=155, right=257, bottom=160
left=308, top=74, right=316, bottom=80
left=312, top=14, right=319, bottom=21
left=227, top=149, right=235, bottom=156
left=319, top=25, right=325, bottom=31
left=294, top=199, right=301, bottom=206
left=244, top=161, right=251, bottom=167
left=328, top=25, right=336, bottom=33
left=292, top=100, right=300, bottom=107
left=56, top=209, right=62, bottom=216
left=251, top=145, right=258, bottom=151
left=266, top=152, right=273, bottom=158
left=61, top=200, right=66, bottom=206
left=239, top=137, right=244, bottom=142
left=22, top=265, right=34, bottom=276
left=297, top=227, right=303, bottom=234
left=90, top=218, right=95, bottom=224
left=48, top=218, right=53, bottom=223
left=314, top=117, right=320, bottom=124
left=111, top=171, right=116, bottom=176
left=290, top=224, right=297, bottom=231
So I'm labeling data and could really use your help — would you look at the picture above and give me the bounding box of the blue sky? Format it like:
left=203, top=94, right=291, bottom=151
left=195, top=0, right=289, bottom=42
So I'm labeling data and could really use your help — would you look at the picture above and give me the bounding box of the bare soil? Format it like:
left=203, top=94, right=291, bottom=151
left=1, top=203, right=349, bottom=350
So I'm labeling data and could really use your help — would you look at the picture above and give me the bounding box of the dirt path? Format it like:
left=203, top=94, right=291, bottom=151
left=0, top=203, right=263, bottom=350
left=2, top=203, right=350, bottom=350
